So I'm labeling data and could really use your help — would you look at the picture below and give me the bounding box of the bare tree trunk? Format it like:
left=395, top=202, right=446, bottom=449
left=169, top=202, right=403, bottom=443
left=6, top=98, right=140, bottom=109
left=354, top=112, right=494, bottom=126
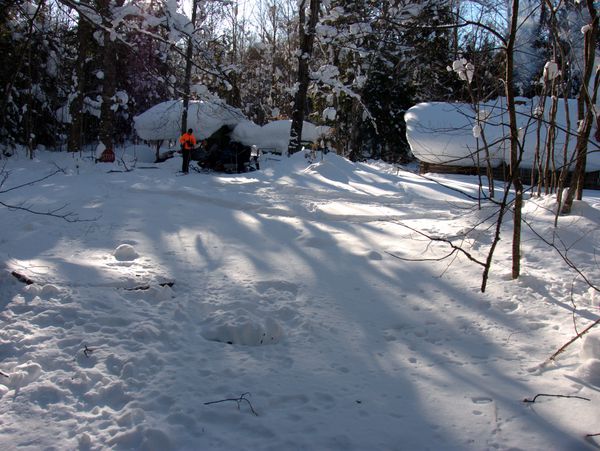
left=561, top=0, right=598, bottom=213
left=506, top=0, right=522, bottom=280
left=226, top=0, right=242, bottom=108
left=287, top=0, right=319, bottom=155
left=532, top=95, right=544, bottom=195
left=181, top=0, right=199, bottom=134
left=97, top=0, right=124, bottom=154
left=68, top=1, right=92, bottom=153
left=543, top=91, right=558, bottom=194
left=269, top=2, right=278, bottom=117
left=555, top=94, right=572, bottom=225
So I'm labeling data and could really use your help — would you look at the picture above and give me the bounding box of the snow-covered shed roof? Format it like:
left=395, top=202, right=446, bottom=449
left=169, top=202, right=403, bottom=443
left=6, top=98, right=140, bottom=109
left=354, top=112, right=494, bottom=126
left=405, top=98, right=600, bottom=171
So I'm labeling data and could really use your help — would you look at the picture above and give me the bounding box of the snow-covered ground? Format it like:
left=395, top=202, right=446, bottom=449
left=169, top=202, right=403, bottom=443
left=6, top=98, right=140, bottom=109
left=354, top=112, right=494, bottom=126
left=0, top=145, right=599, bottom=450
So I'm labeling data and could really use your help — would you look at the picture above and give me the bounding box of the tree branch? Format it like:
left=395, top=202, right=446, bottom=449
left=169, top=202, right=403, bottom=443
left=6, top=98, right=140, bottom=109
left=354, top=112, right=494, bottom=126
left=385, top=221, right=486, bottom=267
left=0, top=165, right=92, bottom=222
left=546, top=319, right=600, bottom=364
left=204, top=392, right=258, bottom=416
left=523, top=393, right=591, bottom=403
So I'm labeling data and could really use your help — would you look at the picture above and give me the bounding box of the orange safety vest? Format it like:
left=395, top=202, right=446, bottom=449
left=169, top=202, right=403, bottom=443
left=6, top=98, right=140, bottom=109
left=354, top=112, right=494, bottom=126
left=179, top=132, right=197, bottom=150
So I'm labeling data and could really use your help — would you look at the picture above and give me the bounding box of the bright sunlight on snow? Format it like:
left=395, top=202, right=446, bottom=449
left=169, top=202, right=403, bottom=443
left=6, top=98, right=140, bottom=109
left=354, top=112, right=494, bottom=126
left=0, top=146, right=599, bottom=450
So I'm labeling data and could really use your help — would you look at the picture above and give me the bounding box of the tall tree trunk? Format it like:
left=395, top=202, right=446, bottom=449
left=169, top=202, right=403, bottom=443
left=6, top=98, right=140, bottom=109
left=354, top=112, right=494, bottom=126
left=269, top=3, right=278, bottom=117
left=181, top=0, right=199, bottom=134
left=68, top=1, right=92, bottom=153
left=561, top=0, right=598, bottom=214
left=97, top=0, right=124, bottom=154
left=506, top=0, right=523, bottom=280
left=287, top=0, right=319, bottom=155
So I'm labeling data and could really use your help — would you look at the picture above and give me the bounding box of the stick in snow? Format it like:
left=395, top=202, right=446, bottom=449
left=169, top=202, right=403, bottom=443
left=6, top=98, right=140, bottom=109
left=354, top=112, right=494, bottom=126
left=545, top=319, right=600, bottom=364
left=124, top=281, right=174, bottom=291
left=523, top=393, right=591, bottom=403
left=204, top=392, right=259, bottom=416
left=11, top=271, right=34, bottom=285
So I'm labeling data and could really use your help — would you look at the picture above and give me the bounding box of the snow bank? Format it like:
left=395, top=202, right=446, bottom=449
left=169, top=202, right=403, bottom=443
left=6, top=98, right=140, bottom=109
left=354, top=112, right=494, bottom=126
left=231, top=119, right=330, bottom=153
left=405, top=98, right=600, bottom=170
left=133, top=100, right=246, bottom=141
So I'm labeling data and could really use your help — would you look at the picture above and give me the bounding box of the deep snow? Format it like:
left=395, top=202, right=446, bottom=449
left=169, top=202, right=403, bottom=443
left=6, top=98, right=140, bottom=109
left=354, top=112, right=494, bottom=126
left=0, top=145, right=599, bottom=450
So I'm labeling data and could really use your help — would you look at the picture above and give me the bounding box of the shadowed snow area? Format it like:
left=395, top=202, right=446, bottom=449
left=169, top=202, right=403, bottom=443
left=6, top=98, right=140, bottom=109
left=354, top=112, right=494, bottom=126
left=0, top=147, right=599, bottom=450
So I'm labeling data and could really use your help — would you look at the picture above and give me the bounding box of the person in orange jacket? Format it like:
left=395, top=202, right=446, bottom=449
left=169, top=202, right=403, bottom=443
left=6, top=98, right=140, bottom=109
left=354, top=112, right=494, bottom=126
left=179, top=128, right=197, bottom=174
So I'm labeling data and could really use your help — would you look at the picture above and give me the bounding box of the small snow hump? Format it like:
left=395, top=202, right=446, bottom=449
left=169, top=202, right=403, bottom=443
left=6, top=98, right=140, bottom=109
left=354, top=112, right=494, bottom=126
left=113, top=244, right=139, bottom=261
left=201, top=311, right=283, bottom=346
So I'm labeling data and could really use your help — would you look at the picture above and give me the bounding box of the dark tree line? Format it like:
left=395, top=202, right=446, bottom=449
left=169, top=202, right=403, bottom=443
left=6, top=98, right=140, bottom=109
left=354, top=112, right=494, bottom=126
left=0, top=0, right=597, bottom=170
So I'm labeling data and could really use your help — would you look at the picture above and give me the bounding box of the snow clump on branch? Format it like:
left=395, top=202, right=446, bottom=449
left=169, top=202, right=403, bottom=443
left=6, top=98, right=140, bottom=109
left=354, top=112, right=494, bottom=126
left=448, top=58, right=474, bottom=84
left=542, top=61, right=560, bottom=82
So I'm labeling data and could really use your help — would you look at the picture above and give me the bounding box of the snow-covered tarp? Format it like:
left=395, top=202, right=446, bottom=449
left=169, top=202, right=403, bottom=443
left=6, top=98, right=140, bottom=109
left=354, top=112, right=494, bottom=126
left=134, top=101, right=330, bottom=154
left=231, top=120, right=330, bottom=154
left=405, top=98, right=600, bottom=171
left=133, top=100, right=247, bottom=141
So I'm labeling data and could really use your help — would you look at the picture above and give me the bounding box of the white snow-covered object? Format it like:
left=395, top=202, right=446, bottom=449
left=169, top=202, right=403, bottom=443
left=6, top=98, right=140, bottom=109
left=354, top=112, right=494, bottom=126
left=576, top=332, right=600, bottom=387
left=133, top=100, right=246, bottom=141
left=231, top=119, right=330, bottom=154
left=113, top=244, right=139, bottom=261
left=405, top=98, right=600, bottom=170
left=201, top=309, right=283, bottom=346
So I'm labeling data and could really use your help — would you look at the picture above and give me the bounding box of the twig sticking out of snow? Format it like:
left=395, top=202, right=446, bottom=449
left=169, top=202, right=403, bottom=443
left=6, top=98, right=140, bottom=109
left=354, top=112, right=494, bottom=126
left=124, top=281, right=175, bottom=291
left=0, top=370, right=8, bottom=378
left=523, top=393, right=591, bottom=403
left=83, top=345, right=95, bottom=358
left=10, top=271, right=34, bottom=285
left=523, top=394, right=599, bottom=438
left=545, top=319, right=600, bottom=365
left=204, top=392, right=259, bottom=416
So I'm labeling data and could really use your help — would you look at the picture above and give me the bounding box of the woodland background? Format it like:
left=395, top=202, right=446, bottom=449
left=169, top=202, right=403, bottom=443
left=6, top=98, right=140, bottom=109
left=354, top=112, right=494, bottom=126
left=2, top=0, right=594, bottom=163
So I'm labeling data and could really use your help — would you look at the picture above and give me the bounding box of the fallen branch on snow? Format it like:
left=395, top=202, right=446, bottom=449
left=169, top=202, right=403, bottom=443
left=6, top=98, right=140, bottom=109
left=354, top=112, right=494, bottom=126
left=545, top=319, right=600, bottom=364
left=523, top=393, right=591, bottom=403
left=204, top=392, right=258, bottom=416
left=10, top=271, right=34, bottom=285
left=124, top=281, right=174, bottom=291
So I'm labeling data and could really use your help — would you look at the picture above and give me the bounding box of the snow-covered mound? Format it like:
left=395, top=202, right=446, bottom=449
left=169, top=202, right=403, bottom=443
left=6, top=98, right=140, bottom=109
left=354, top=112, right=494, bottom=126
left=133, top=100, right=246, bottom=141
left=201, top=310, right=283, bottom=346
left=231, top=119, right=330, bottom=153
left=405, top=98, right=600, bottom=170
left=576, top=332, right=600, bottom=387
left=113, top=243, right=139, bottom=261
